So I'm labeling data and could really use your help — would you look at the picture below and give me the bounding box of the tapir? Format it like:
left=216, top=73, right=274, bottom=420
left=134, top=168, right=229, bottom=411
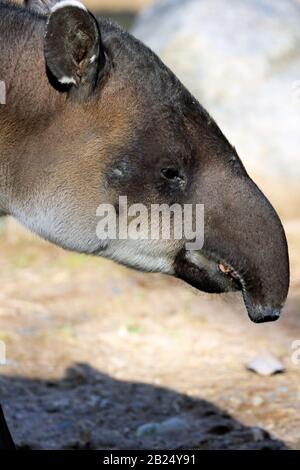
left=0, top=0, right=291, bottom=450
left=0, top=0, right=289, bottom=323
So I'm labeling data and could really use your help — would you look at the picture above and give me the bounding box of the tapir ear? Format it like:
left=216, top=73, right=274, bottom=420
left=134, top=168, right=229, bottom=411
left=44, top=1, right=105, bottom=97
left=25, top=0, right=58, bottom=14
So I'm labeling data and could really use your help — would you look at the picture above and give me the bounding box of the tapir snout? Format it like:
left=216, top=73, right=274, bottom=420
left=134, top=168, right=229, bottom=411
left=174, top=160, right=290, bottom=323
left=224, top=177, right=289, bottom=323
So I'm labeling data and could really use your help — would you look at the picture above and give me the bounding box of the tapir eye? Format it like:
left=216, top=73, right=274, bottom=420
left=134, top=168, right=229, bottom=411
left=161, top=168, right=184, bottom=183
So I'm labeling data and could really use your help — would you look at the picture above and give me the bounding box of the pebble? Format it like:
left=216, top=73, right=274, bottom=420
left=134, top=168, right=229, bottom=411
left=252, top=395, right=264, bottom=407
left=136, top=416, right=189, bottom=437
left=246, top=354, right=285, bottom=376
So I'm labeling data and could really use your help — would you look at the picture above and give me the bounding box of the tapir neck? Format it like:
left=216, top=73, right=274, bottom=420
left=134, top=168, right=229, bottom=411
left=0, top=5, right=65, bottom=212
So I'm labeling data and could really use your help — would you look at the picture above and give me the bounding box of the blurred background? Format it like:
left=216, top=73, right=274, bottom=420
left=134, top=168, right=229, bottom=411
left=0, top=0, right=300, bottom=450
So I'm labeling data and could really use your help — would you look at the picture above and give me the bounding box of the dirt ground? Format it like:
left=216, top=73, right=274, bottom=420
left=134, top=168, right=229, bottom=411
left=0, top=217, right=299, bottom=450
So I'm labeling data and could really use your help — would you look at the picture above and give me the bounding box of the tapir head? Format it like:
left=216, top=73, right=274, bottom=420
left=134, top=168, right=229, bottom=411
left=17, top=0, right=289, bottom=322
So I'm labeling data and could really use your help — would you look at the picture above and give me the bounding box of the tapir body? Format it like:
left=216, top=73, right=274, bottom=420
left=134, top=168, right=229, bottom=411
left=0, top=0, right=289, bottom=323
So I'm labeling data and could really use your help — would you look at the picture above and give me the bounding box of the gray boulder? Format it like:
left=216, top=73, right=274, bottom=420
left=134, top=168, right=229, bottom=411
left=133, top=0, right=300, bottom=216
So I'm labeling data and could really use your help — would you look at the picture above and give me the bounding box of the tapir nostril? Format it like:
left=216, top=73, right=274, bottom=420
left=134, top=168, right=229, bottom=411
left=247, top=305, right=282, bottom=324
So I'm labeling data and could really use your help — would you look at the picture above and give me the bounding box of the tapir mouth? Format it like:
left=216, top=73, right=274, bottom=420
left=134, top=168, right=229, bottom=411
left=174, top=249, right=242, bottom=296
left=174, top=249, right=285, bottom=324
left=217, top=260, right=283, bottom=322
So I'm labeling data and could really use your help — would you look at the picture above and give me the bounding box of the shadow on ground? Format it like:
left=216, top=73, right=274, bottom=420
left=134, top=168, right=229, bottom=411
left=0, top=363, right=288, bottom=450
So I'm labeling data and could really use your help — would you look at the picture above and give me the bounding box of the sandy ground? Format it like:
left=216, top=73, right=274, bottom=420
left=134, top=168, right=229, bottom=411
left=0, top=217, right=299, bottom=450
